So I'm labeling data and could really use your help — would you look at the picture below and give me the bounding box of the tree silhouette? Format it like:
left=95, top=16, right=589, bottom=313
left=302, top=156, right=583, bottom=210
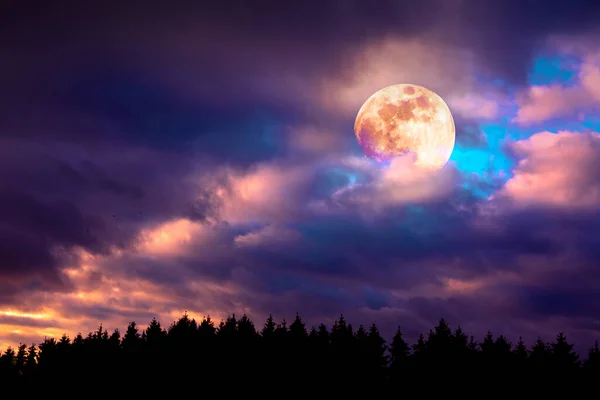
left=330, top=314, right=354, bottom=382
left=237, top=314, right=257, bottom=339
left=289, top=313, right=308, bottom=339
left=513, top=336, right=528, bottom=369
left=0, top=347, right=16, bottom=380
left=1, top=312, right=599, bottom=388
left=366, top=323, right=387, bottom=383
left=15, top=344, right=27, bottom=376
left=480, top=330, right=495, bottom=368
left=144, top=318, right=167, bottom=348
left=122, top=321, right=141, bottom=351
left=389, top=326, right=410, bottom=379
left=412, top=333, right=427, bottom=368
left=24, top=344, right=37, bottom=379
left=550, top=332, right=579, bottom=370
left=288, top=313, right=309, bottom=381
left=426, top=318, right=453, bottom=368
left=452, top=326, right=475, bottom=370
left=584, top=340, right=600, bottom=376
left=529, top=337, right=551, bottom=369
left=261, top=314, right=276, bottom=338
left=494, top=335, right=513, bottom=371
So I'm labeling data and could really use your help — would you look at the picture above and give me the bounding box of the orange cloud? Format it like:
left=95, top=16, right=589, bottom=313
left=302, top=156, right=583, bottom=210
left=0, top=219, right=238, bottom=351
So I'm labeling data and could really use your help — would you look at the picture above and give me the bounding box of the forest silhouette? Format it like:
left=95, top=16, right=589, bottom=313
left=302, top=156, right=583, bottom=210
left=1, top=313, right=600, bottom=388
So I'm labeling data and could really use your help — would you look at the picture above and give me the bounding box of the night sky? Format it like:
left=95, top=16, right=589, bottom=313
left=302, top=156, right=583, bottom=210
left=2, top=0, right=600, bottom=353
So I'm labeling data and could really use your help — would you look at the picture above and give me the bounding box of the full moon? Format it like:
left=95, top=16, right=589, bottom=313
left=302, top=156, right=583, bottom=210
left=354, top=84, right=455, bottom=170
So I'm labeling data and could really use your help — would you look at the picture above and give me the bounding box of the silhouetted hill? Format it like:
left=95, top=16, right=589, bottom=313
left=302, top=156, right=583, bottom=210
left=1, top=313, right=599, bottom=389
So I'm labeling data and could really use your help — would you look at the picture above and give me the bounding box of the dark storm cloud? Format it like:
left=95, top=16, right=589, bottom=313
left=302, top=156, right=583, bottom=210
left=0, top=139, right=200, bottom=302
left=519, top=286, right=600, bottom=319
left=4, top=0, right=600, bottom=138
left=272, top=197, right=558, bottom=281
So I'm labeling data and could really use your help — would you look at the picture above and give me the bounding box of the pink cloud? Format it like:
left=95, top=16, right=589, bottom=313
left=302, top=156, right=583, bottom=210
left=447, top=92, right=501, bottom=120
left=580, top=60, right=600, bottom=101
left=209, top=161, right=316, bottom=225
left=512, top=85, right=590, bottom=125
left=494, top=130, right=600, bottom=209
left=513, top=47, right=600, bottom=125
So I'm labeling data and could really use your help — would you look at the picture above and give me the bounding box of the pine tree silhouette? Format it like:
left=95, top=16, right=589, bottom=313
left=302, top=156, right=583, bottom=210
left=144, top=317, right=167, bottom=348
left=289, top=313, right=308, bottom=339
left=109, top=329, right=121, bottom=346
left=583, top=340, right=600, bottom=381
left=288, top=313, right=309, bottom=381
left=453, top=326, right=474, bottom=370
left=480, top=331, right=495, bottom=367
left=389, top=326, right=410, bottom=380
left=550, top=332, right=579, bottom=370
left=412, top=333, right=427, bottom=368
left=0, top=347, right=16, bottom=380
left=24, top=344, right=37, bottom=379
left=366, top=323, right=388, bottom=383
left=427, top=318, right=453, bottom=368
left=261, top=314, right=276, bottom=338
left=513, top=336, right=528, bottom=370
left=198, top=316, right=216, bottom=339
left=237, top=314, right=257, bottom=340
left=0, top=312, right=598, bottom=389
left=494, top=335, right=513, bottom=371
left=15, top=344, right=27, bottom=377
left=529, top=337, right=551, bottom=369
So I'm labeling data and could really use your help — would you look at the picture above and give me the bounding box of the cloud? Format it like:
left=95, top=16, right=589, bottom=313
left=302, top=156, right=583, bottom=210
left=495, top=130, right=600, bottom=209
left=513, top=47, right=600, bottom=125
left=234, top=225, right=302, bottom=248
left=447, top=93, right=501, bottom=120
left=513, top=85, right=589, bottom=125
left=318, top=37, right=483, bottom=117
left=314, top=155, right=459, bottom=216
left=286, top=126, right=353, bottom=157
left=211, top=162, right=316, bottom=225
left=0, top=138, right=199, bottom=303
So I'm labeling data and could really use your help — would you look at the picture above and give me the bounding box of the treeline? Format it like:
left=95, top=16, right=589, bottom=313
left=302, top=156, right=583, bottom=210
left=1, top=313, right=600, bottom=387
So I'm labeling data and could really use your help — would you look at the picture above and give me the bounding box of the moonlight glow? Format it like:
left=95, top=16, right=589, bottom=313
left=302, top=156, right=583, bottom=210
left=354, top=84, right=456, bottom=170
